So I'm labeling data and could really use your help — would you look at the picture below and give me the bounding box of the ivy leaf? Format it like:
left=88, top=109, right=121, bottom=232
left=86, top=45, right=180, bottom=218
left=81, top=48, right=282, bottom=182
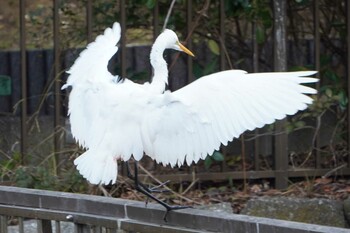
left=325, top=88, right=333, bottom=97
left=255, top=25, right=265, bottom=44
left=202, top=57, right=218, bottom=76
left=338, top=89, right=348, bottom=110
left=207, top=39, right=220, bottom=55
left=204, top=156, right=213, bottom=170
left=295, top=120, right=306, bottom=128
left=146, top=0, right=156, bottom=9
left=0, top=75, right=11, bottom=96
left=193, top=62, right=203, bottom=79
left=259, top=9, right=272, bottom=28
left=211, top=151, right=225, bottom=162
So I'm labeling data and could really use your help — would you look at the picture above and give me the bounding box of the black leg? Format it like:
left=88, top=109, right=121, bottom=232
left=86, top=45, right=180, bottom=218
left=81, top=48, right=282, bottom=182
left=125, top=161, right=191, bottom=221
left=126, top=161, right=170, bottom=194
left=126, top=161, right=151, bottom=192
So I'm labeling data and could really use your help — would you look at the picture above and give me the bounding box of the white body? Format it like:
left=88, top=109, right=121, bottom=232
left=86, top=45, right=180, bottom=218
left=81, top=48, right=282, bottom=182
left=62, top=22, right=318, bottom=185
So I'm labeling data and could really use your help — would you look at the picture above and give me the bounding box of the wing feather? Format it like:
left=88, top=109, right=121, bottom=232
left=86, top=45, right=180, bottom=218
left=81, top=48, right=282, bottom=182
left=63, top=22, right=142, bottom=185
left=63, top=22, right=121, bottom=88
left=141, top=70, right=318, bottom=166
left=63, top=22, right=121, bottom=149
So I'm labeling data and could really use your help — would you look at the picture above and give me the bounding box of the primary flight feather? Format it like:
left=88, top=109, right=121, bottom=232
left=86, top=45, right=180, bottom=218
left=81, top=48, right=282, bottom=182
left=62, top=22, right=318, bottom=185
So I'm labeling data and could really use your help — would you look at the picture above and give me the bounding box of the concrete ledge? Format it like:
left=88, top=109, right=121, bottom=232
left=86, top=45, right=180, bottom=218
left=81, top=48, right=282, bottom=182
left=0, top=186, right=348, bottom=233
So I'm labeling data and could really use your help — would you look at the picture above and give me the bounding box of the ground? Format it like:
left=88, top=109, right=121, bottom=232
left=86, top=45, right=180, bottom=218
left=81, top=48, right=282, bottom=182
left=96, top=174, right=350, bottom=215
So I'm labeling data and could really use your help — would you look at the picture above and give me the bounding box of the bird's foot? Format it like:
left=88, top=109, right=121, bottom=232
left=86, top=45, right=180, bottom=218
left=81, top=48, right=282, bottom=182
left=163, top=205, right=192, bottom=222
left=147, top=180, right=171, bottom=193
left=126, top=161, right=192, bottom=221
left=144, top=180, right=171, bottom=207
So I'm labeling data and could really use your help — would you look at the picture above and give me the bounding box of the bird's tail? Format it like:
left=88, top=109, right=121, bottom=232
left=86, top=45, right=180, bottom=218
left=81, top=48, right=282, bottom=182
left=74, top=149, right=118, bottom=185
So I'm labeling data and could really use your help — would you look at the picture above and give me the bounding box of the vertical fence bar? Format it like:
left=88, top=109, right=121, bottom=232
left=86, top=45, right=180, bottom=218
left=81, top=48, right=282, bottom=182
left=185, top=1, right=196, bottom=176
left=273, top=0, right=288, bottom=189
left=120, top=0, right=126, bottom=79
left=18, top=217, right=24, bottom=233
left=153, top=0, right=159, bottom=39
left=93, top=226, right=102, bottom=233
left=19, top=0, right=27, bottom=164
left=186, top=0, right=193, bottom=83
left=313, top=0, right=321, bottom=168
left=347, top=0, right=350, bottom=167
left=37, top=219, right=43, bottom=233
left=106, top=228, right=117, bottom=233
left=152, top=1, right=160, bottom=173
left=53, top=0, right=62, bottom=175
left=219, top=0, right=225, bottom=71
left=55, top=221, right=61, bottom=233
left=0, top=216, right=7, bottom=233
left=86, top=0, right=93, bottom=43
left=252, top=24, right=259, bottom=73
left=74, top=223, right=91, bottom=233
left=219, top=0, right=229, bottom=173
left=253, top=21, right=260, bottom=171
left=39, top=219, right=53, bottom=233
left=119, top=0, right=127, bottom=177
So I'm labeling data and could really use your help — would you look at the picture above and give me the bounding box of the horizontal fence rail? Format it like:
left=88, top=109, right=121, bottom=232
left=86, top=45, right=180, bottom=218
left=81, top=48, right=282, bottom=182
left=0, top=186, right=349, bottom=233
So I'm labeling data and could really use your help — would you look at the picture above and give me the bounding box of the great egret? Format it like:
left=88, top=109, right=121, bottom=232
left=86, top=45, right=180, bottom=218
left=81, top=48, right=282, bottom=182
left=62, top=22, right=317, bottom=212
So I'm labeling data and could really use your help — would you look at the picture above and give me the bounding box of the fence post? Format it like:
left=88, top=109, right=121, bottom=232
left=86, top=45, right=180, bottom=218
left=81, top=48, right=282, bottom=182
left=252, top=14, right=260, bottom=171
left=37, top=219, right=53, bottom=233
left=0, top=216, right=7, bottom=233
left=54, top=0, right=63, bottom=176
left=313, top=0, right=322, bottom=169
left=19, top=0, right=27, bottom=164
left=18, top=217, right=24, bottom=233
left=120, top=0, right=127, bottom=79
left=273, top=0, right=289, bottom=189
left=347, top=0, right=350, bottom=167
left=86, top=0, right=93, bottom=43
left=186, top=0, right=194, bottom=83
left=75, top=223, right=92, bottom=233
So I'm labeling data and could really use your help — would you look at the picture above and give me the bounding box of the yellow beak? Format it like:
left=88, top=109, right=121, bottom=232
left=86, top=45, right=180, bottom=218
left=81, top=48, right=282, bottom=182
left=177, top=41, right=195, bottom=57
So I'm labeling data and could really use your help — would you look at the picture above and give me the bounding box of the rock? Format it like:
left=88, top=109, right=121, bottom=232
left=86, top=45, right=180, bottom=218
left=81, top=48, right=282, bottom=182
left=343, top=197, right=350, bottom=224
left=241, top=196, right=347, bottom=228
left=197, top=202, right=233, bottom=214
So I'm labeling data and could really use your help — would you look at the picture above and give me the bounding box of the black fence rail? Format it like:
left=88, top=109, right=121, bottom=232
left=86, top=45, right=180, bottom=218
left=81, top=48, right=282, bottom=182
left=0, top=39, right=321, bottom=115
left=0, top=186, right=349, bottom=233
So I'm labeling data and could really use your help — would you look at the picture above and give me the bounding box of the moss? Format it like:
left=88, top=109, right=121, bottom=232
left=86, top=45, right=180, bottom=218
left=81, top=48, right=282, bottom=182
left=241, top=197, right=346, bottom=228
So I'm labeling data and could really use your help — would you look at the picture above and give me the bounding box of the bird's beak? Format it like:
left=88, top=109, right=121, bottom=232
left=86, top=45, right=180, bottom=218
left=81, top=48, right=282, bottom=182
left=177, top=41, right=195, bottom=57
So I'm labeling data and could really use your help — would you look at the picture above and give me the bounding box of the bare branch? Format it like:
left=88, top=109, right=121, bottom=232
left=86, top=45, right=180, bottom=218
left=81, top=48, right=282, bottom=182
left=162, top=0, right=177, bottom=31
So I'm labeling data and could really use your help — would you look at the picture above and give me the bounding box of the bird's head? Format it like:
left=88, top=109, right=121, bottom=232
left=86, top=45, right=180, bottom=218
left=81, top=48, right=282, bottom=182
left=161, top=29, right=195, bottom=57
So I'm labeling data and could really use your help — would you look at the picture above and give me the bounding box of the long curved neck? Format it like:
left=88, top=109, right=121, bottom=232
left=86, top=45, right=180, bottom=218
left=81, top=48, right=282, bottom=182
left=149, top=35, right=168, bottom=94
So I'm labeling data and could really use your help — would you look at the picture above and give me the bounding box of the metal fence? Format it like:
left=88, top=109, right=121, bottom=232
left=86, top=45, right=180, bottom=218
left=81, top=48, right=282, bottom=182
left=1, top=0, right=350, bottom=190
left=0, top=186, right=349, bottom=233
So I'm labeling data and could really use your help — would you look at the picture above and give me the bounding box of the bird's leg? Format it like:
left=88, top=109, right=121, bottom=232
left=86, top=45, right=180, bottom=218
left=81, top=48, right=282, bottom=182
left=126, top=161, right=151, bottom=192
left=125, top=161, right=170, bottom=193
left=125, top=161, right=170, bottom=207
left=125, top=161, right=152, bottom=206
left=125, top=161, right=191, bottom=221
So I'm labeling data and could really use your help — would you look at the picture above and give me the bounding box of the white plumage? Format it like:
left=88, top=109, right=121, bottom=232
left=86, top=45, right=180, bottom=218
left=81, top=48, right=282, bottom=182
left=62, top=22, right=318, bottom=185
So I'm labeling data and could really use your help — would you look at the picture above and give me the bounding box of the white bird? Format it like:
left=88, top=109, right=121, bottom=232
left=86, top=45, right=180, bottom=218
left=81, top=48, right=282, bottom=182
left=62, top=22, right=318, bottom=187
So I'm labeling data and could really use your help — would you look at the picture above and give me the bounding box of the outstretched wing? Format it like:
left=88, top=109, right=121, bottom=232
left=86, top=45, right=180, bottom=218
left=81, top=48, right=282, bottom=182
left=141, top=70, right=318, bottom=167
left=62, top=22, right=126, bottom=185
left=62, top=22, right=121, bottom=149
left=62, top=22, right=121, bottom=88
